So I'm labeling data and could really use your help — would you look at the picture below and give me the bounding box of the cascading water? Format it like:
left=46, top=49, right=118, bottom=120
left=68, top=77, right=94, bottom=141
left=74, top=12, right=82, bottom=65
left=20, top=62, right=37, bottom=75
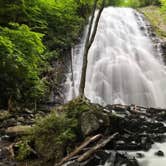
left=65, top=7, right=166, bottom=108
left=64, top=7, right=166, bottom=166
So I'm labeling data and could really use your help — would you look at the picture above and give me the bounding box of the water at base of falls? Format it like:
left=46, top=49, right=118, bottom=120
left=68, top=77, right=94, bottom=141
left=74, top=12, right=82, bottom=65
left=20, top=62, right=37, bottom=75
left=129, top=142, right=166, bottom=166
left=65, top=7, right=166, bottom=108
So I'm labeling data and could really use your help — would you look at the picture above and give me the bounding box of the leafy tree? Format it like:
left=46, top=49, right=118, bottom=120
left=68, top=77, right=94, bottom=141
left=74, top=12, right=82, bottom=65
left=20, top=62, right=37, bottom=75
left=0, top=0, right=90, bottom=52
left=79, top=0, right=106, bottom=97
left=160, top=0, right=166, bottom=10
left=114, top=0, right=160, bottom=7
left=0, top=23, right=45, bottom=107
left=0, top=0, right=95, bottom=108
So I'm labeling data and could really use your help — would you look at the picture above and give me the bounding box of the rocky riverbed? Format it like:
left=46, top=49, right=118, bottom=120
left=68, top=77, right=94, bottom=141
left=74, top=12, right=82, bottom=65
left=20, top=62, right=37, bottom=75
left=1, top=99, right=166, bottom=166
left=0, top=108, right=50, bottom=166
left=57, top=104, right=166, bottom=166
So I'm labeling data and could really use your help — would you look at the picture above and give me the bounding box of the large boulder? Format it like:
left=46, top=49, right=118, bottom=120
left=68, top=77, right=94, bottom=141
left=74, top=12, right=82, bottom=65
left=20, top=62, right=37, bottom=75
left=80, top=110, right=110, bottom=136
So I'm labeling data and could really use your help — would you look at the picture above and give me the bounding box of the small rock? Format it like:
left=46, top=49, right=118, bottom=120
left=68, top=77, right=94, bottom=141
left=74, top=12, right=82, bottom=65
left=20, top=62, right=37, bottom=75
left=136, top=152, right=145, bottom=158
left=116, top=140, right=125, bottom=145
left=6, top=118, right=17, bottom=127
left=0, top=148, right=10, bottom=160
left=95, top=150, right=111, bottom=164
left=17, top=117, right=25, bottom=122
left=16, top=122, right=22, bottom=126
left=24, top=108, right=33, bottom=114
left=0, top=135, right=10, bottom=141
left=155, top=150, right=164, bottom=157
left=140, top=26, right=145, bottom=30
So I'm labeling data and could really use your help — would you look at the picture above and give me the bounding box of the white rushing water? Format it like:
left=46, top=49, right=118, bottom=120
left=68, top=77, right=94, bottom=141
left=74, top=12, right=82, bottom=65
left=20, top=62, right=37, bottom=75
left=65, top=7, right=166, bottom=107
left=128, top=142, right=166, bottom=166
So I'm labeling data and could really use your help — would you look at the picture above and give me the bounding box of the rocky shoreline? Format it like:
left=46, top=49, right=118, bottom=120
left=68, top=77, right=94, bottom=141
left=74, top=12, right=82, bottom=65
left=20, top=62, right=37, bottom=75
left=0, top=108, right=50, bottom=166
left=58, top=104, right=166, bottom=166
left=1, top=99, right=166, bottom=166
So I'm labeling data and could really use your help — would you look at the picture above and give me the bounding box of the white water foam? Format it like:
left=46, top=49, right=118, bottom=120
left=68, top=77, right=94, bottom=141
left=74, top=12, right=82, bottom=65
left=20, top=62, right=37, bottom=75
left=66, top=7, right=166, bottom=108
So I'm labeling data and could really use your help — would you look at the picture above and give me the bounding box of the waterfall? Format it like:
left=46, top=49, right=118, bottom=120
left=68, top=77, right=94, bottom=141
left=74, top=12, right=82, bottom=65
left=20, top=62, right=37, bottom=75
left=65, top=7, right=166, bottom=108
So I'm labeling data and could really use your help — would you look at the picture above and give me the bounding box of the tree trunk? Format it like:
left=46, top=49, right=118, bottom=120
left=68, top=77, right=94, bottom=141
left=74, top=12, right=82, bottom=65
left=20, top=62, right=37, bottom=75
left=77, top=132, right=118, bottom=162
left=70, top=47, right=76, bottom=98
left=8, top=96, right=13, bottom=112
left=56, top=134, right=102, bottom=166
left=79, top=0, right=105, bottom=97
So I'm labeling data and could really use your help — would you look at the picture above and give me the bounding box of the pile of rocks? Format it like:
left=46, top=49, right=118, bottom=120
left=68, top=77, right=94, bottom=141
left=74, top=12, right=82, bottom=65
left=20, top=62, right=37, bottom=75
left=0, top=108, right=50, bottom=166
left=60, top=104, right=166, bottom=166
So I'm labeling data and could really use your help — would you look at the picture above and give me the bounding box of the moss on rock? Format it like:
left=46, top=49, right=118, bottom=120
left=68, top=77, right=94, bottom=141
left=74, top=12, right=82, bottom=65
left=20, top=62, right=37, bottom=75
left=16, top=97, right=113, bottom=165
left=16, top=97, right=101, bottom=164
left=139, top=6, right=166, bottom=39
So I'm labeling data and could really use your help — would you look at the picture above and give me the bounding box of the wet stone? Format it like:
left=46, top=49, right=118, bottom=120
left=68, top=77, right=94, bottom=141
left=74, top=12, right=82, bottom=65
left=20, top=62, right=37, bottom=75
left=154, top=150, right=164, bottom=157
left=136, top=152, right=145, bottom=158
left=80, top=111, right=100, bottom=136
left=95, top=151, right=111, bottom=164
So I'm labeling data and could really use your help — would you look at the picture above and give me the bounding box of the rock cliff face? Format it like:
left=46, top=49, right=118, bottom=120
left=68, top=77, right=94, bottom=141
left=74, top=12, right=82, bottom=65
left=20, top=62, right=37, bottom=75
left=138, top=6, right=166, bottom=63
left=136, top=11, right=166, bottom=63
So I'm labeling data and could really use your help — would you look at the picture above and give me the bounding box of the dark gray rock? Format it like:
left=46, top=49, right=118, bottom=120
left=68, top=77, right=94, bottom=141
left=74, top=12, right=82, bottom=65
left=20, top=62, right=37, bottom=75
left=136, top=152, right=145, bottom=158
left=155, top=150, right=164, bottom=157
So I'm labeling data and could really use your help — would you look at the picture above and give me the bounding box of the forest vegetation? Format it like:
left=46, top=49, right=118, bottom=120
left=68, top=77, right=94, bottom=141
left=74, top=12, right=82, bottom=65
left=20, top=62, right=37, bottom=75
left=0, top=0, right=95, bottom=109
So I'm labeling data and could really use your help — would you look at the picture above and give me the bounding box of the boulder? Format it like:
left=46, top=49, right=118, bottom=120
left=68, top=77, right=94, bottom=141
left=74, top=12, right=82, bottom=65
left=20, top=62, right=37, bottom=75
left=155, top=150, right=164, bottom=157
left=136, top=152, right=145, bottom=158
left=81, top=111, right=100, bottom=136
left=80, top=111, right=110, bottom=136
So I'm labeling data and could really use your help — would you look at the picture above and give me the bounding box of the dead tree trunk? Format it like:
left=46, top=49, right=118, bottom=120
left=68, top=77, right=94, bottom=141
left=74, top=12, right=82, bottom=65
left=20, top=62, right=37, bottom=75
left=77, top=132, right=118, bottom=162
left=79, top=0, right=106, bottom=97
left=56, top=134, right=102, bottom=166
left=8, top=96, right=13, bottom=112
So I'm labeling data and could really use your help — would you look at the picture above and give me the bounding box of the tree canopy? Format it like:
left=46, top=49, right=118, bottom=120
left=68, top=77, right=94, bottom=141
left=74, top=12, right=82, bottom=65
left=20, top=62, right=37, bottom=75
left=0, top=0, right=93, bottom=108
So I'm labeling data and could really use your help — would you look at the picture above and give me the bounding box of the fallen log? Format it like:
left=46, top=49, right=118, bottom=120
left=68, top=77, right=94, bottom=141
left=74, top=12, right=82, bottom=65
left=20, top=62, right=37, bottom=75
left=56, top=134, right=102, bottom=166
left=5, top=125, right=32, bottom=135
left=77, top=132, right=118, bottom=162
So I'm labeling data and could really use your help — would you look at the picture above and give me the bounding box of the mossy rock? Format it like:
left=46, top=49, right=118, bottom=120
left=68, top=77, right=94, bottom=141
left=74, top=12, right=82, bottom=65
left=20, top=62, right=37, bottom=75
left=139, top=6, right=166, bottom=39
left=80, top=110, right=110, bottom=136
left=17, top=97, right=111, bottom=163
left=0, top=111, right=12, bottom=121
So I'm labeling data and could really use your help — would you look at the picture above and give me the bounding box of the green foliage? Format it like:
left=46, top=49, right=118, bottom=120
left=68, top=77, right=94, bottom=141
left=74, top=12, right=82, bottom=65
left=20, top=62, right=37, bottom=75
left=160, top=0, right=166, bottom=10
left=31, top=113, right=77, bottom=162
left=0, top=0, right=90, bottom=52
left=139, top=6, right=166, bottom=39
left=111, top=0, right=160, bottom=7
left=15, top=140, right=32, bottom=161
left=0, top=23, right=46, bottom=106
left=0, top=0, right=92, bottom=107
left=41, top=0, right=85, bottom=51
left=17, top=98, right=98, bottom=163
left=64, top=97, right=91, bottom=119
left=120, top=0, right=140, bottom=7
